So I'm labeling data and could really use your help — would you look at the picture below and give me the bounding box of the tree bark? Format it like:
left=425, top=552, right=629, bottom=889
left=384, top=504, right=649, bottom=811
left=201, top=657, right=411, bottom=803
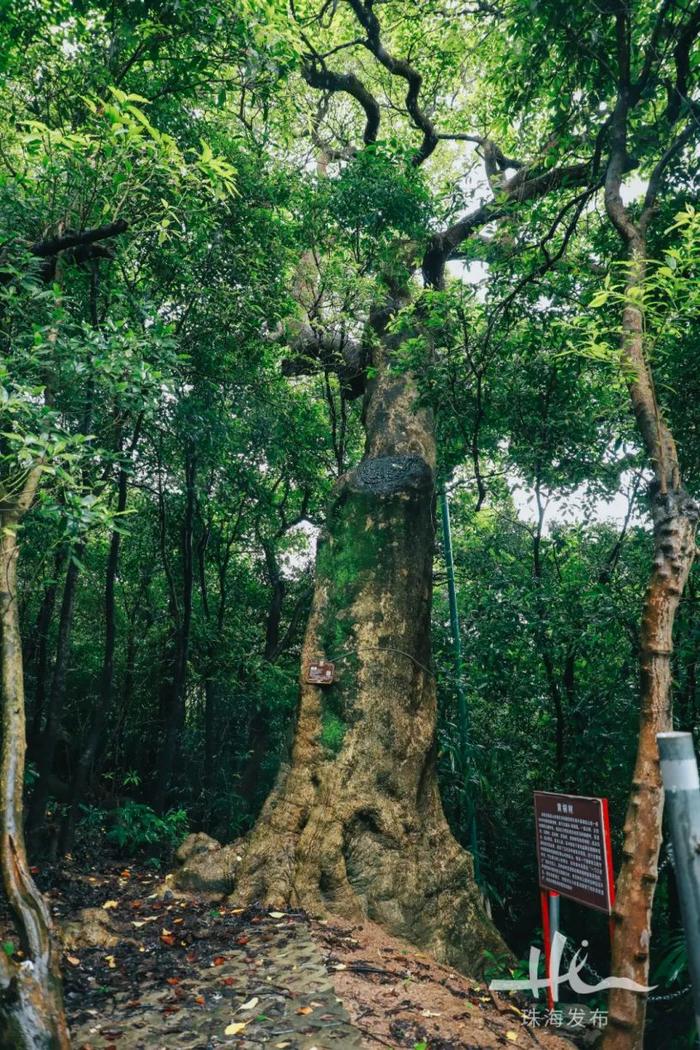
left=154, top=441, right=196, bottom=812
left=603, top=252, right=698, bottom=1048
left=180, top=286, right=505, bottom=972
left=28, top=338, right=97, bottom=844
left=26, top=546, right=66, bottom=749
left=26, top=546, right=83, bottom=844
left=59, top=456, right=130, bottom=855
left=0, top=467, right=70, bottom=1049
left=236, top=541, right=283, bottom=808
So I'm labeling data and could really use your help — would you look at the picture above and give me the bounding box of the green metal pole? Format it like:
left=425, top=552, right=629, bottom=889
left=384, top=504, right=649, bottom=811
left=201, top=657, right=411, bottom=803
left=439, top=485, right=480, bottom=883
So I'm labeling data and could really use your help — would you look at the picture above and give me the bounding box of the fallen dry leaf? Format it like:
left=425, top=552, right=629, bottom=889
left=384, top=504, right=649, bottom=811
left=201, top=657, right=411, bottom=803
left=225, top=1022, right=247, bottom=1036
left=268, top=911, right=285, bottom=919
left=238, top=997, right=259, bottom=1011
left=296, top=1006, right=313, bottom=1015
left=102, top=900, right=118, bottom=910
left=213, top=956, right=226, bottom=966
left=66, top=955, right=81, bottom=967
left=105, top=955, right=116, bottom=969
left=506, top=1033, right=518, bottom=1043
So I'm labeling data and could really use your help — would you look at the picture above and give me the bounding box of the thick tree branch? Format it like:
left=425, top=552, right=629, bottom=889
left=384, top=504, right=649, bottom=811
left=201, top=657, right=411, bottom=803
left=29, top=220, right=128, bottom=259
left=278, top=322, right=367, bottom=400
left=665, top=6, right=700, bottom=125
left=423, top=160, right=593, bottom=286
left=635, top=0, right=676, bottom=99
left=303, top=56, right=380, bottom=144
left=346, top=0, right=439, bottom=165
left=437, top=132, right=524, bottom=174
left=640, top=118, right=698, bottom=231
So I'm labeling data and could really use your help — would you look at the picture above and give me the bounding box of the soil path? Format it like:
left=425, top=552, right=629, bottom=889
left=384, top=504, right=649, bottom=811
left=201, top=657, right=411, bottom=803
left=2, top=860, right=578, bottom=1049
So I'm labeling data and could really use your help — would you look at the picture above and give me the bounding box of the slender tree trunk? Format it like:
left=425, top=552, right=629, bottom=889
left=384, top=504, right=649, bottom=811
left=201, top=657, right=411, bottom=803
left=28, top=348, right=97, bottom=844
left=604, top=250, right=698, bottom=1047
left=237, top=541, right=283, bottom=806
left=180, top=286, right=504, bottom=972
left=112, top=617, right=138, bottom=772
left=0, top=468, right=70, bottom=1049
left=26, top=546, right=83, bottom=843
left=25, top=547, right=66, bottom=749
left=203, top=678, right=217, bottom=802
left=262, top=540, right=285, bottom=663
left=154, top=443, right=196, bottom=811
left=237, top=707, right=271, bottom=811
left=532, top=475, right=566, bottom=774
left=197, top=525, right=218, bottom=812
left=59, top=460, right=130, bottom=855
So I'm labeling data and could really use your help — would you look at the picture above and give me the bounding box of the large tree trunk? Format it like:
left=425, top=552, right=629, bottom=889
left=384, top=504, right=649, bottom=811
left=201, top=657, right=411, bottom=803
left=606, top=487, right=697, bottom=1045
left=180, top=287, right=504, bottom=972
left=0, top=469, right=70, bottom=1049
left=603, top=250, right=699, bottom=1047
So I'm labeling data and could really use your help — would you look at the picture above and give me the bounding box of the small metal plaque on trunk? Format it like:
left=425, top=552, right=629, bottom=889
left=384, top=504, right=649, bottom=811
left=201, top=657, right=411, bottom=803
left=307, top=661, right=335, bottom=685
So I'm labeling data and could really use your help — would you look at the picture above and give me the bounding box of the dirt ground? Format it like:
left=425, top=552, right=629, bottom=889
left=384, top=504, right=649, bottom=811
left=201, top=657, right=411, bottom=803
left=311, top=914, right=578, bottom=1050
left=0, top=858, right=583, bottom=1049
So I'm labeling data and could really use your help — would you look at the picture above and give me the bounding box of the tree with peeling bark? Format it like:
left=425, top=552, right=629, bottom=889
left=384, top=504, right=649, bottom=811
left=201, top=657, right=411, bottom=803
left=470, top=3, right=700, bottom=1043
left=600, top=22, right=700, bottom=1048
left=0, top=13, right=246, bottom=1034
left=0, top=264, right=92, bottom=1046
left=0, top=461, right=70, bottom=1048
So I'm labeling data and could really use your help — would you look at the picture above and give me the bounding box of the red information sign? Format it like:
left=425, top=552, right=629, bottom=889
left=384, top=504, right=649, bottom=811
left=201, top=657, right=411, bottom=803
left=307, top=661, right=335, bottom=685
left=534, top=791, right=614, bottom=914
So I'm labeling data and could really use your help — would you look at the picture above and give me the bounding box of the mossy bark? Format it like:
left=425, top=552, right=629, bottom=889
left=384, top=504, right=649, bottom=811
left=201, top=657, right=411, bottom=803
left=1, top=469, right=70, bottom=1049
left=181, top=288, right=505, bottom=973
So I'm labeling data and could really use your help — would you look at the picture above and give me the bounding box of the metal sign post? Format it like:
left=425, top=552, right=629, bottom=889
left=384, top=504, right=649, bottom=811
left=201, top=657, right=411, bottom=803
left=657, top=732, right=700, bottom=1045
left=540, top=889, right=560, bottom=1010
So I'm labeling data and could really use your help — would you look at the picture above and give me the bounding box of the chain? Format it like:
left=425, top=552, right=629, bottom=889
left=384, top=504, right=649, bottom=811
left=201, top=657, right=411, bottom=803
left=648, top=985, right=692, bottom=1003
left=657, top=844, right=674, bottom=875
left=560, top=937, right=690, bottom=1004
